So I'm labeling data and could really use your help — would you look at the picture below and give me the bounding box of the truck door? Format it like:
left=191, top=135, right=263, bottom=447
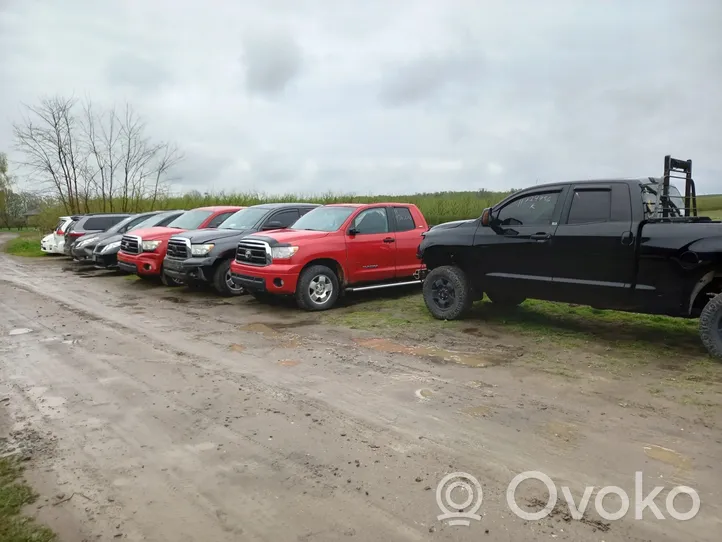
left=389, top=206, right=425, bottom=279
left=548, top=183, right=635, bottom=305
left=345, top=207, right=396, bottom=284
left=480, top=187, right=565, bottom=298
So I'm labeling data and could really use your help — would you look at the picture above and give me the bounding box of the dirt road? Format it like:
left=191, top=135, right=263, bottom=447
left=0, top=235, right=719, bottom=541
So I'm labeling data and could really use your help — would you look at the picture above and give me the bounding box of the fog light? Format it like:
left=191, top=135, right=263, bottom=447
left=143, top=263, right=152, bottom=271
left=273, top=278, right=283, bottom=288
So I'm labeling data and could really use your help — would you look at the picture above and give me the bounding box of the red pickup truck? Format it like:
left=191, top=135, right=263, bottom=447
left=229, top=203, right=428, bottom=310
left=118, top=206, right=243, bottom=285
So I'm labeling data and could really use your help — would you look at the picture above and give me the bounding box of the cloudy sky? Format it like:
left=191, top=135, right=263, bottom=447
left=1, top=0, right=720, bottom=195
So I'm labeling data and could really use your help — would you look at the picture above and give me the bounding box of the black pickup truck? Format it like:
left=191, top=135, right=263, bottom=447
left=417, top=156, right=722, bottom=358
left=163, top=203, right=319, bottom=295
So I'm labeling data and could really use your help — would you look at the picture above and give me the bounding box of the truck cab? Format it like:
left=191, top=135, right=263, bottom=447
left=417, top=156, right=722, bottom=359
left=117, top=206, right=243, bottom=285
left=162, top=203, right=319, bottom=296
left=229, top=203, right=429, bottom=310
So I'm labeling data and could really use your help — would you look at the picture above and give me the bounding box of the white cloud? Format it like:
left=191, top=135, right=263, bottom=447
left=0, top=0, right=721, bottom=196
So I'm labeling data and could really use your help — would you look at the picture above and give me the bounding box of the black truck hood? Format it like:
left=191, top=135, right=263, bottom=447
left=429, top=219, right=477, bottom=231
left=172, top=228, right=253, bottom=244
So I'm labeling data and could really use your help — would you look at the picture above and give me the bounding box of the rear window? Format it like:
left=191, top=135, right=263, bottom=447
left=83, top=216, right=126, bottom=230
left=393, top=207, right=416, bottom=232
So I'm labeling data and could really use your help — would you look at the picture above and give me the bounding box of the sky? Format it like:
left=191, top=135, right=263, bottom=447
left=0, top=0, right=720, bottom=196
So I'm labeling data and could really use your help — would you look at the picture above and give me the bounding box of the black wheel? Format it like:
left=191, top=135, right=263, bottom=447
left=422, top=265, right=473, bottom=320
left=212, top=259, right=245, bottom=296
left=699, top=292, right=722, bottom=359
left=486, top=291, right=526, bottom=307
left=295, top=265, right=340, bottom=311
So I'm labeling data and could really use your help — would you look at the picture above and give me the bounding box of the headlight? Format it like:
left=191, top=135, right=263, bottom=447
left=271, top=246, right=298, bottom=260
left=77, top=236, right=95, bottom=247
left=100, top=241, right=121, bottom=254
left=142, top=240, right=161, bottom=252
left=191, top=243, right=214, bottom=256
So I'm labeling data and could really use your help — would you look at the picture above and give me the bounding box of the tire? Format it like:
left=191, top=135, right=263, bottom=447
left=486, top=290, right=526, bottom=307
left=212, top=259, right=245, bottom=296
left=422, top=265, right=473, bottom=320
left=160, top=268, right=183, bottom=287
left=699, top=292, right=722, bottom=359
left=295, top=264, right=340, bottom=311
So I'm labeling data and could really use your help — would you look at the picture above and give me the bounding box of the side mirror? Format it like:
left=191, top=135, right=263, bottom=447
left=262, top=221, right=284, bottom=231
left=348, top=227, right=359, bottom=236
left=480, top=207, right=493, bottom=227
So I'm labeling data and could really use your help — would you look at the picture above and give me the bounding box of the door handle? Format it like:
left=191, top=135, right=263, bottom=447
left=530, top=233, right=551, bottom=241
left=383, top=237, right=395, bottom=243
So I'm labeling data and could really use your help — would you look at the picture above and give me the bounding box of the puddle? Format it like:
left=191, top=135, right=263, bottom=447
left=415, top=388, right=434, bottom=400
left=163, top=297, right=189, bottom=304
left=354, top=338, right=495, bottom=368
left=239, top=323, right=300, bottom=347
left=461, top=406, right=492, bottom=418
left=229, top=344, right=245, bottom=353
left=466, top=380, right=494, bottom=389
left=240, top=323, right=280, bottom=336
left=278, top=360, right=300, bottom=367
left=643, top=445, right=691, bottom=471
left=9, top=328, right=33, bottom=336
left=271, top=321, right=317, bottom=330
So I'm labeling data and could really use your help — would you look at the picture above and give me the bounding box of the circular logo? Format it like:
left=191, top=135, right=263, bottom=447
left=436, top=472, right=483, bottom=526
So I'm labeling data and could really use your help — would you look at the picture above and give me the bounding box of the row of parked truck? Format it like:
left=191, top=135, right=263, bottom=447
left=41, top=155, right=722, bottom=359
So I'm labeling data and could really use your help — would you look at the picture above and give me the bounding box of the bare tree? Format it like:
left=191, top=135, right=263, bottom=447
left=13, top=96, right=183, bottom=213
left=13, top=96, right=84, bottom=213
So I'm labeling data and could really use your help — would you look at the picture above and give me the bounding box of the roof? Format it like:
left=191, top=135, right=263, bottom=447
left=194, top=205, right=245, bottom=211
left=251, top=202, right=320, bottom=209
left=521, top=177, right=649, bottom=191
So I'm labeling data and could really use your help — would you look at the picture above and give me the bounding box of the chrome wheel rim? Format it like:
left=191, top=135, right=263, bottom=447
left=308, top=274, right=333, bottom=304
left=225, top=270, right=243, bottom=292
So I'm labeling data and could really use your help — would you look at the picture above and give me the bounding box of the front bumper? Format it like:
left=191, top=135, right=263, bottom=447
left=162, top=256, right=217, bottom=283
left=91, top=250, right=119, bottom=268
left=71, top=245, right=94, bottom=261
left=228, top=260, right=301, bottom=295
left=117, top=251, right=164, bottom=276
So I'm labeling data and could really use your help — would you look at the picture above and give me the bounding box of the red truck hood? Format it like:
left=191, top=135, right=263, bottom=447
left=130, top=226, right=185, bottom=241
left=254, top=229, right=331, bottom=244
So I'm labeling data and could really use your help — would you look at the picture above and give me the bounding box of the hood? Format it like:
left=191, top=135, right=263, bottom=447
left=429, top=219, right=476, bottom=231
left=246, top=229, right=331, bottom=246
left=127, top=226, right=184, bottom=241
left=78, top=229, right=119, bottom=246
left=173, top=228, right=249, bottom=244
left=94, top=233, right=123, bottom=247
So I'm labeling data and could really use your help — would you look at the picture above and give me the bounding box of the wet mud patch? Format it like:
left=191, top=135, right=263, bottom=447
left=278, top=359, right=300, bottom=367
left=538, top=421, right=582, bottom=448
left=353, top=337, right=511, bottom=368
left=460, top=405, right=493, bottom=418
left=229, top=344, right=245, bottom=353
left=238, top=323, right=301, bottom=348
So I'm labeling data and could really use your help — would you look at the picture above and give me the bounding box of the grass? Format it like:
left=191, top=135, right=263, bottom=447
left=1, top=232, right=45, bottom=258
left=0, top=458, right=55, bottom=542
left=326, top=290, right=722, bottom=380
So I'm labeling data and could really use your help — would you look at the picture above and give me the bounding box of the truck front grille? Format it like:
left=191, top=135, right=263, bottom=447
left=120, top=235, right=140, bottom=254
left=167, top=238, right=189, bottom=259
left=235, top=239, right=270, bottom=266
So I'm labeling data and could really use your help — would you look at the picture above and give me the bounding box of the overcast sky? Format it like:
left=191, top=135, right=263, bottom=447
left=1, top=0, right=720, bottom=195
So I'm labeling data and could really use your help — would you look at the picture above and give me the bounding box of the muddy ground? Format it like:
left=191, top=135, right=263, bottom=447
left=0, top=233, right=720, bottom=541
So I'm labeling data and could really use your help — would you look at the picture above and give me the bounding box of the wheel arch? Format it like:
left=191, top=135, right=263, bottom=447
left=689, top=266, right=722, bottom=316
left=299, top=258, right=345, bottom=286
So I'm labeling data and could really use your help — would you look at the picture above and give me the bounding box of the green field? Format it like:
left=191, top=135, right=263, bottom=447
left=2, top=231, right=45, bottom=257
left=0, top=458, right=55, bottom=542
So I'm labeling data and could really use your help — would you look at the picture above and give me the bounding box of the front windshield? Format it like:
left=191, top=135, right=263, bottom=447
left=129, top=213, right=167, bottom=231
left=291, top=206, right=355, bottom=232
left=219, top=207, right=268, bottom=230
left=167, top=210, right=213, bottom=229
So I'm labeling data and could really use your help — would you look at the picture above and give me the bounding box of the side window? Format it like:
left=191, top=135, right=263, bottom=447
left=84, top=216, right=124, bottom=230
left=267, top=210, right=300, bottom=228
left=352, top=208, right=389, bottom=234
left=206, top=212, right=234, bottom=228
left=567, top=189, right=611, bottom=224
left=393, top=207, right=416, bottom=232
left=496, top=192, right=560, bottom=226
